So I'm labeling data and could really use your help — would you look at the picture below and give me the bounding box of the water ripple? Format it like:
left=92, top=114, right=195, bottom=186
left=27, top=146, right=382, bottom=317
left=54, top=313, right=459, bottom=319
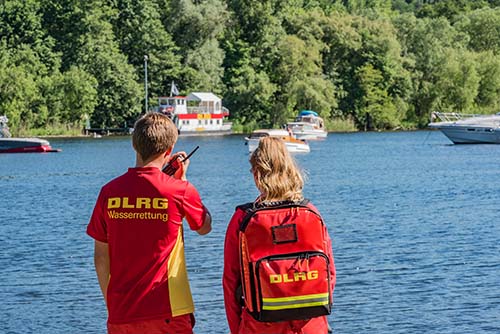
left=1, top=133, right=499, bottom=333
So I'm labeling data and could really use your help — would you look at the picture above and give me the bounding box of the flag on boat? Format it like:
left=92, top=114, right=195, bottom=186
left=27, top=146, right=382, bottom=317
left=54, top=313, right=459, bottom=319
left=170, top=81, right=179, bottom=96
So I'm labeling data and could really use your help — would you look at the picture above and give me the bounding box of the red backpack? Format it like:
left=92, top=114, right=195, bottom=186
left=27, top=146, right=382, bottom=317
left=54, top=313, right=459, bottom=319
left=238, top=199, right=333, bottom=322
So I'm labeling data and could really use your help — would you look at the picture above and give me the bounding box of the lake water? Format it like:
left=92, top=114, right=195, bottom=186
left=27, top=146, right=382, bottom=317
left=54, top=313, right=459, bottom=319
left=0, top=131, right=499, bottom=334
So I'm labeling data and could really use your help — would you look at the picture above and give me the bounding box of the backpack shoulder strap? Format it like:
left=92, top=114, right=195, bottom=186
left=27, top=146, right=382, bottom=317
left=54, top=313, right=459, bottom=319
left=239, top=198, right=313, bottom=232
left=235, top=202, right=254, bottom=212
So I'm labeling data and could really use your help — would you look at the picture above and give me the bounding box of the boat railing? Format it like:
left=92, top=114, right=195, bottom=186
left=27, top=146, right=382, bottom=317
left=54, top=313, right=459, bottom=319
left=431, top=112, right=485, bottom=123
left=187, top=106, right=228, bottom=114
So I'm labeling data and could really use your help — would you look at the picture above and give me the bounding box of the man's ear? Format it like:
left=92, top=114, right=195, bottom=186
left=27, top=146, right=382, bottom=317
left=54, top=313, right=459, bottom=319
left=166, top=144, right=174, bottom=157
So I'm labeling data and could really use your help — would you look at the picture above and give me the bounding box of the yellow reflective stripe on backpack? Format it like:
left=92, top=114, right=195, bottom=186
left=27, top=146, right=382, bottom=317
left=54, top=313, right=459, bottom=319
left=262, top=293, right=329, bottom=310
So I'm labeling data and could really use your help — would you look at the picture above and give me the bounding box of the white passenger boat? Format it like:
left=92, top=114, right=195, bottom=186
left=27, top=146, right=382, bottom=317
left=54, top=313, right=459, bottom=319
left=157, top=91, right=232, bottom=136
left=287, top=110, right=327, bottom=140
left=428, top=112, right=500, bottom=144
left=245, top=129, right=310, bottom=153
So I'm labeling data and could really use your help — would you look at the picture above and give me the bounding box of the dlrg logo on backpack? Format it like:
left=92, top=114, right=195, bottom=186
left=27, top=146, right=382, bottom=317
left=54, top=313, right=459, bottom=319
left=269, top=270, right=319, bottom=284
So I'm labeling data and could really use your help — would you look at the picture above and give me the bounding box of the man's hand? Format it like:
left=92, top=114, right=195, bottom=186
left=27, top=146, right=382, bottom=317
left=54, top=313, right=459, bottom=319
left=170, top=152, right=189, bottom=181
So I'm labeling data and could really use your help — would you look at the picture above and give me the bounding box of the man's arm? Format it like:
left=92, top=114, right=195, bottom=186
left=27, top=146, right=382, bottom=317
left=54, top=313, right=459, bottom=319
left=94, top=240, right=110, bottom=304
left=196, top=209, right=212, bottom=235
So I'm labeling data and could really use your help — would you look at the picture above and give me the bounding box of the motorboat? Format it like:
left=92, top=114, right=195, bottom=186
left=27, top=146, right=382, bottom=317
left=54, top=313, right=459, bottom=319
left=287, top=110, right=327, bottom=140
left=0, top=138, right=60, bottom=153
left=245, top=129, right=310, bottom=153
left=428, top=112, right=500, bottom=144
left=0, top=116, right=60, bottom=153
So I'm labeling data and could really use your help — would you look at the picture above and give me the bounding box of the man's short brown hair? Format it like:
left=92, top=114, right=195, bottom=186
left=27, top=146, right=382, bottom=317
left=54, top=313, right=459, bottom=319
left=132, top=112, right=178, bottom=162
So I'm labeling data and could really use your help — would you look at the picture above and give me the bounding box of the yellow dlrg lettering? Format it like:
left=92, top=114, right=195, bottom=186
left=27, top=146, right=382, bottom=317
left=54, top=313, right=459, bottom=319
left=308, top=271, right=318, bottom=280
left=136, top=198, right=151, bottom=209
left=108, top=197, right=121, bottom=208
left=153, top=198, right=168, bottom=209
left=122, top=197, right=134, bottom=208
left=294, top=272, right=307, bottom=281
left=270, top=274, right=282, bottom=284
left=269, top=270, right=319, bottom=284
left=106, top=197, right=168, bottom=209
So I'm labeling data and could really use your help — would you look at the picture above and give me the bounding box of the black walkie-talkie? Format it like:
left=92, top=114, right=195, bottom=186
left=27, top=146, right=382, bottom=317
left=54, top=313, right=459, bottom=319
left=162, top=146, right=200, bottom=176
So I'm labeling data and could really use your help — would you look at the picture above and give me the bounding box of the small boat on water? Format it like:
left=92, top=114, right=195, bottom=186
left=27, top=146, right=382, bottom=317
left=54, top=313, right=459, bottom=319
left=0, top=116, right=60, bottom=153
left=157, top=87, right=232, bottom=136
left=245, top=129, right=310, bottom=153
left=428, top=112, right=500, bottom=144
left=287, top=110, right=327, bottom=140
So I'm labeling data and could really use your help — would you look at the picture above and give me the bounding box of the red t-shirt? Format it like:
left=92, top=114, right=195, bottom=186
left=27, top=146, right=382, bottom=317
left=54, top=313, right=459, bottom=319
left=87, top=167, right=208, bottom=324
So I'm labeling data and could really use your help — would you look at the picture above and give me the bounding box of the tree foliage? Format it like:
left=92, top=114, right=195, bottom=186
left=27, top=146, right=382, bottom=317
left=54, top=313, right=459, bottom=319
left=0, top=0, right=499, bottom=133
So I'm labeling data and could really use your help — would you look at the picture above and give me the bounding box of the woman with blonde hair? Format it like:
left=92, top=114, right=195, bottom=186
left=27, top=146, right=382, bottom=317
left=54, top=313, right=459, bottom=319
left=223, top=136, right=336, bottom=334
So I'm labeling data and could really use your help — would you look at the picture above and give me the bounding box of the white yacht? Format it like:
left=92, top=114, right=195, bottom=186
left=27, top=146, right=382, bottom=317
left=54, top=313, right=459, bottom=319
left=245, top=129, right=310, bottom=153
left=287, top=110, right=327, bottom=140
left=428, top=112, right=500, bottom=144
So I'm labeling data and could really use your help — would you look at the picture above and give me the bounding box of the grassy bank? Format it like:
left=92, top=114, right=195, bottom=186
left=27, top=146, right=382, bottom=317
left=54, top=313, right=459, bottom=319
left=15, top=124, right=85, bottom=137
left=325, top=117, right=358, bottom=132
left=16, top=117, right=362, bottom=137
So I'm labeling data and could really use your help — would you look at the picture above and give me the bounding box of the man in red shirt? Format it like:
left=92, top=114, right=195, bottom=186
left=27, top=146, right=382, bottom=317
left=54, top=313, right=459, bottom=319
left=87, top=112, right=212, bottom=334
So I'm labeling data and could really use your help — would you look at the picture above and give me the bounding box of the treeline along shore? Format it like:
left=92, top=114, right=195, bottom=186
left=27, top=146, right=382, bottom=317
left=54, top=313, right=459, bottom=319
left=1, top=0, right=500, bottom=136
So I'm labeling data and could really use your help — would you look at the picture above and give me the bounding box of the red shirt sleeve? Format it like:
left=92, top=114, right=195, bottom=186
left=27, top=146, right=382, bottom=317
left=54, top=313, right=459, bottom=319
left=223, top=208, right=246, bottom=334
left=181, top=182, right=208, bottom=231
left=86, top=188, right=108, bottom=243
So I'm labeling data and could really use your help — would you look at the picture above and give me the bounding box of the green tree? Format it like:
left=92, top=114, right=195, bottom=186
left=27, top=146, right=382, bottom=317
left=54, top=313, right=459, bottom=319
left=223, top=39, right=277, bottom=127
left=184, top=39, right=226, bottom=94
left=474, top=51, right=500, bottom=112
left=53, top=66, right=98, bottom=127
left=39, top=0, right=86, bottom=71
left=415, top=0, right=491, bottom=20
left=1, top=0, right=98, bottom=133
left=393, top=14, right=468, bottom=125
left=272, top=20, right=337, bottom=126
left=340, top=0, right=393, bottom=15
left=455, top=7, right=500, bottom=53
left=433, top=48, right=480, bottom=113
left=322, top=13, right=411, bottom=129
left=111, top=0, right=182, bottom=101
left=76, top=1, right=142, bottom=127
left=3, top=45, right=55, bottom=130
left=167, top=0, right=228, bottom=54
left=0, top=58, right=40, bottom=132
left=162, top=0, right=228, bottom=95
left=0, top=0, right=60, bottom=72
left=356, top=63, right=400, bottom=129
left=223, top=0, right=287, bottom=125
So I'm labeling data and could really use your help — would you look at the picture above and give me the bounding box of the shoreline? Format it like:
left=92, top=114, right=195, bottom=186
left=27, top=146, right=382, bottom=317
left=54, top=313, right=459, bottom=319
left=35, top=128, right=433, bottom=139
